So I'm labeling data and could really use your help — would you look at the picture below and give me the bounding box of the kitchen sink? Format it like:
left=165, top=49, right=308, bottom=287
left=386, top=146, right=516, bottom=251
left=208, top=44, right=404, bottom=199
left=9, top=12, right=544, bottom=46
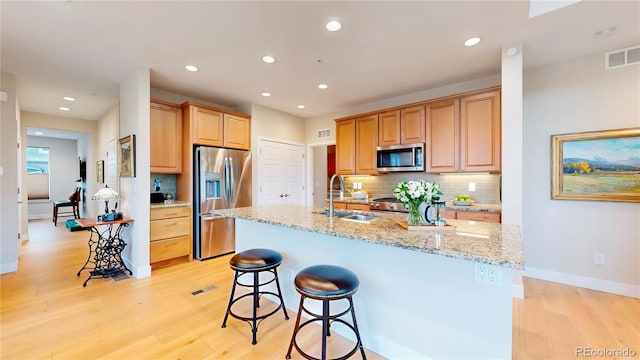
left=314, top=210, right=381, bottom=223
left=341, top=214, right=380, bottom=222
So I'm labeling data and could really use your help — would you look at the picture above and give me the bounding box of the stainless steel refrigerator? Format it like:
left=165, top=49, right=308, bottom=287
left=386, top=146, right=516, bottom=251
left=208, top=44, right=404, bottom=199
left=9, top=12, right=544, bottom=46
left=194, top=146, right=251, bottom=260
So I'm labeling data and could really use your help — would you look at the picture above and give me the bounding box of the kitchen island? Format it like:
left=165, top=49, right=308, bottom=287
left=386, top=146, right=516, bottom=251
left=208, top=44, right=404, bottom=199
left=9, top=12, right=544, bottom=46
left=220, top=205, right=523, bottom=359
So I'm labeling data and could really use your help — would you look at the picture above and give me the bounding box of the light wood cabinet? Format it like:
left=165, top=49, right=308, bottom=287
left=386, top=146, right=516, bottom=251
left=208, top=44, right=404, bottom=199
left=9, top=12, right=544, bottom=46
left=378, top=106, right=425, bottom=146
left=324, top=201, right=370, bottom=211
left=150, top=206, right=192, bottom=267
left=378, top=110, right=401, bottom=146
left=448, top=210, right=501, bottom=223
left=425, top=99, right=459, bottom=173
left=224, top=113, right=251, bottom=150
left=355, top=114, right=379, bottom=175
left=183, top=102, right=224, bottom=147
left=425, top=89, right=501, bottom=173
left=150, top=99, right=182, bottom=174
left=182, top=102, right=251, bottom=150
left=400, top=105, right=425, bottom=144
left=460, top=90, right=501, bottom=172
left=336, top=119, right=356, bottom=175
left=336, top=114, right=380, bottom=175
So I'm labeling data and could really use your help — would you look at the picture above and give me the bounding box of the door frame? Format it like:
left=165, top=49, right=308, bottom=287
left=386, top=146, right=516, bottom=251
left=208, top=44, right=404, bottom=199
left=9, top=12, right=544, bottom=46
left=257, top=137, right=306, bottom=206
left=306, top=141, right=335, bottom=208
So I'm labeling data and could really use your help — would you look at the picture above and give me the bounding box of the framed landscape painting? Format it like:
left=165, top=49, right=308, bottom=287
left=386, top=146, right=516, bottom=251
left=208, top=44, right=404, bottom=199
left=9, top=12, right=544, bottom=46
left=551, top=127, right=640, bottom=202
left=118, top=134, right=136, bottom=178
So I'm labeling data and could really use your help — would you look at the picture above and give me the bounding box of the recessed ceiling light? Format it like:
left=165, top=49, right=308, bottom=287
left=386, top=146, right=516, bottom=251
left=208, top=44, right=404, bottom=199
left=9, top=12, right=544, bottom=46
left=185, top=65, right=199, bottom=72
left=34, top=131, right=43, bottom=135
left=261, top=92, right=271, bottom=97
left=262, top=55, right=276, bottom=64
left=318, top=84, right=329, bottom=89
left=63, top=96, right=76, bottom=102
left=58, top=107, right=70, bottom=111
left=464, top=37, right=481, bottom=47
left=326, top=20, right=342, bottom=32
left=297, top=105, right=306, bottom=109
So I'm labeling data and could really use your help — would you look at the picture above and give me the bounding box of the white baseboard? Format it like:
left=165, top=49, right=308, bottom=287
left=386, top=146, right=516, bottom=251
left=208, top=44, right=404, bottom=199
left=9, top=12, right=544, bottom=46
left=524, top=266, right=640, bottom=298
left=123, top=258, right=151, bottom=279
left=1, top=261, right=18, bottom=274
left=28, top=213, right=50, bottom=220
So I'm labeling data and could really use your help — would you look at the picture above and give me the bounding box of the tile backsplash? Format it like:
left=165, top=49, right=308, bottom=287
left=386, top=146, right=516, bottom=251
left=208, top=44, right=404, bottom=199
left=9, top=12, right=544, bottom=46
left=343, top=173, right=501, bottom=204
left=150, top=174, right=177, bottom=197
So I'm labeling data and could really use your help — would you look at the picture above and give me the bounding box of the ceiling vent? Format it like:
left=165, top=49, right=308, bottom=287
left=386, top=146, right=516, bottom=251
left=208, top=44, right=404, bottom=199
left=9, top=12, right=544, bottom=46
left=317, top=128, right=331, bottom=139
left=605, top=45, right=640, bottom=69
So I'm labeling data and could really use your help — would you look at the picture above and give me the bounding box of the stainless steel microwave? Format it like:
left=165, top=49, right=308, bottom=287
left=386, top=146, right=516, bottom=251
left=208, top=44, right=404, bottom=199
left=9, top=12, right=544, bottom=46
left=376, top=143, right=424, bottom=172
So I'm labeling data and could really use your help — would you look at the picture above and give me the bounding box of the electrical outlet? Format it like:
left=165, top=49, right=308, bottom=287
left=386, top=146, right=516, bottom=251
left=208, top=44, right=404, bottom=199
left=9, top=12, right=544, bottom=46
left=474, top=263, right=502, bottom=287
left=468, top=182, right=476, bottom=192
left=593, top=252, right=605, bottom=265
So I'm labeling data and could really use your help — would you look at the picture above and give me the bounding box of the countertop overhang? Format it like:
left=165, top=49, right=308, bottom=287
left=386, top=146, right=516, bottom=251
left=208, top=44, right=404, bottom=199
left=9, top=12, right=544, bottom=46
left=219, top=205, right=524, bottom=270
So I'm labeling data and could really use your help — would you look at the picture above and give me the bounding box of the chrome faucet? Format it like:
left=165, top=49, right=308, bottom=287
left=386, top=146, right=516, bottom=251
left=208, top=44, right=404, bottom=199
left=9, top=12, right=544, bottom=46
left=328, top=174, right=345, bottom=217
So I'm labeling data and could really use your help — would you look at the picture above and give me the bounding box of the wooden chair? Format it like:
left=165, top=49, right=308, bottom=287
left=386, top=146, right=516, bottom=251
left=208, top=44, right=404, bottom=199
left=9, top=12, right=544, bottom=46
left=53, top=187, right=81, bottom=226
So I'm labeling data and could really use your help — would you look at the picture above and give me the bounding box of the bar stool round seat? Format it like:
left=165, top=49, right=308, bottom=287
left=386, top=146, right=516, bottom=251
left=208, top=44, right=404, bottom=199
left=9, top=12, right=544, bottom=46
left=222, top=248, right=289, bottom=345
left=286, top=265, right=366, bottom=360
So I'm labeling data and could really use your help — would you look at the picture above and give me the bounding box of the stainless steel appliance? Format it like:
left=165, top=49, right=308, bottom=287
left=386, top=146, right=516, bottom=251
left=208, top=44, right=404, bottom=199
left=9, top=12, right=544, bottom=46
left=194, top=146, right=251, bottom=260
left=376, top=143, right=424, bottom=172
left=369, top=197, right=408, bottom=213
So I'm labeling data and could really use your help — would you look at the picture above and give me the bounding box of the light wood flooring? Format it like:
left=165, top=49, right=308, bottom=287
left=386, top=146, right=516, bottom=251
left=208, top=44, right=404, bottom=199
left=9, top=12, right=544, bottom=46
left=1, top=219, right=638, bottom=359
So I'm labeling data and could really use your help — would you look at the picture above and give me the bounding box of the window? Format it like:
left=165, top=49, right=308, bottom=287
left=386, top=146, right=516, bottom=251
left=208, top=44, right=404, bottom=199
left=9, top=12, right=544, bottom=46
left=27, top=146, right=50, bottom=200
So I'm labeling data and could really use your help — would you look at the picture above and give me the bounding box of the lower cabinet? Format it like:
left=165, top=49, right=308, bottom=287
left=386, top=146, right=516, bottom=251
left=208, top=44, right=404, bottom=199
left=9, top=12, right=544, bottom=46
left=150, top=206, right=192, bottom=267
left=448, top=210, right=501, bottom=223
left=325, top=201, right=370, bottom=211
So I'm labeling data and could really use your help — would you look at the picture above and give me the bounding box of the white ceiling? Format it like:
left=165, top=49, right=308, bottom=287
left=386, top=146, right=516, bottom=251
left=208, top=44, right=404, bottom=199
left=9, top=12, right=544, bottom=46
left=1, top=1, right=638, bottom=121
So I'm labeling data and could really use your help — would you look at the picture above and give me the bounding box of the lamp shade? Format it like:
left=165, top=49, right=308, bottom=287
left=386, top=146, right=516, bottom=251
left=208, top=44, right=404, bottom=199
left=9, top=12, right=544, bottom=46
left=92, top=185, right=120, bottom=201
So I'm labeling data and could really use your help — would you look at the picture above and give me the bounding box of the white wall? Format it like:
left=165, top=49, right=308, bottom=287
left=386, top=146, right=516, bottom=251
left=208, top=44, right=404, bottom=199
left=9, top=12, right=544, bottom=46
left=94, top=104, right=119, bottom=217
left=248, top=104, right=306, bottom=206
left=522, top=51, right=640, bottom=297
left=0, top=72, right=19, bottom=273
left=119, top=67, right=151, bottom=279
left=26, top=136, right=78, bottom=219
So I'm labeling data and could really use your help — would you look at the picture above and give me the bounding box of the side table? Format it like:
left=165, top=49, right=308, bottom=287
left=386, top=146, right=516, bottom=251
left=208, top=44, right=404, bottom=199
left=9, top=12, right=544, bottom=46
left=76, top=217, right=134, bottom=287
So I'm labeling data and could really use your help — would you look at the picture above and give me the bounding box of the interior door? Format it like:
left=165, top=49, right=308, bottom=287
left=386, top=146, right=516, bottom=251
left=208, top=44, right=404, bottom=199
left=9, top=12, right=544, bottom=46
left=258, top=139, right=305, bottom=206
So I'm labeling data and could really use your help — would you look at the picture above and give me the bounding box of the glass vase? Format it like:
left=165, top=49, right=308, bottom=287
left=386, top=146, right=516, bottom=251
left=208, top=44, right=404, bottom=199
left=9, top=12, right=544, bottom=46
left=406, top=202, right=423, bottom=226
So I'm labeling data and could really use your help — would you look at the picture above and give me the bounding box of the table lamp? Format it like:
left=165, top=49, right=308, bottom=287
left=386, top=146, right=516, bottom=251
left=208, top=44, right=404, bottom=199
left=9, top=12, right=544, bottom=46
left=92, top=185, right=120, bottom=215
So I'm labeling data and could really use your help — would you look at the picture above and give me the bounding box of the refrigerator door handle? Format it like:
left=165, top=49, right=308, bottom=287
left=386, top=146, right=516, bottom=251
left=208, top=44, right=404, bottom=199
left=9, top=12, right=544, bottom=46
left=229, top=157, right=235, bottom=201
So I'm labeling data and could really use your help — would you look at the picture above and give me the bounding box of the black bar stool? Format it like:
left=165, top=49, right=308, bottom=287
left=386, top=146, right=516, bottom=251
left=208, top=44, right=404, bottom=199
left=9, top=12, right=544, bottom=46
left=286, top=264, right=366, bottom=360
left=221, top=248, right=289, bottom=345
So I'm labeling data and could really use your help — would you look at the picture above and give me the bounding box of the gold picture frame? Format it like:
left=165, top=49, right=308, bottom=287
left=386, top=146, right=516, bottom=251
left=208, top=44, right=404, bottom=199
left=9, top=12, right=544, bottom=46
left=551, top=127, right=639, bottom=202
left=118, top=134, right=136, bottom=178
left=96, top=160, right=104, bottom=183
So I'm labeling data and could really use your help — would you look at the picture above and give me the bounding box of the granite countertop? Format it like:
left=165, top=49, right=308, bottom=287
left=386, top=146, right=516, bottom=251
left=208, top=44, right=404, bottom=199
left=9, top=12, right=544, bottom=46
left=219, top=205, right=524, bottom=270
left=150, top=201, right=191, bottom=209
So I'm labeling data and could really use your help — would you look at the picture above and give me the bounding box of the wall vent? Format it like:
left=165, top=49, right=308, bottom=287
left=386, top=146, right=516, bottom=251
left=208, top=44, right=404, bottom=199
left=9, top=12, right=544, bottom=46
left=317, top=128, right=331, bottom=139
left=605, top=45, right=640, bottom=69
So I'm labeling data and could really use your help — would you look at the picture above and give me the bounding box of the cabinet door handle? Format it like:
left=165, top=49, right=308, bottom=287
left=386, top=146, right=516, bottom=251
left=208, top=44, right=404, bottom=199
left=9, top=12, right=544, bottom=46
left=165, top=223, right=178, bottom=227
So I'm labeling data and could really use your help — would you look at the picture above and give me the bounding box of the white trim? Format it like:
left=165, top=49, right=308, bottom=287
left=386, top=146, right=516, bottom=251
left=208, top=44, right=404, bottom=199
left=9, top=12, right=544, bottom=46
left=525, top=266, right=640, bottom=298
left=28, top=213, right=50, bottom=220
left=123, top=257, right=151, bottom=279
left=0, top=261, right=18, bottom=274
left=257, top=136, right=305, bottom=147
left=306, top=141, right=336, bottom=207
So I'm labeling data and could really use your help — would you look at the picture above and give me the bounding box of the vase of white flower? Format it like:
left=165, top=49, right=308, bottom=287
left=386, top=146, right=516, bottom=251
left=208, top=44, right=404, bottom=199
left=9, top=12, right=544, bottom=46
left=393, top=180, right=442, bottom=226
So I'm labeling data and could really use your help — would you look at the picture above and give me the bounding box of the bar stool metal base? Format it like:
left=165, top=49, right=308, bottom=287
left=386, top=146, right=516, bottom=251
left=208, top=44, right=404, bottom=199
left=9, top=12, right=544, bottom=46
left=221, top=249, right=289, bottom=345
left=286, top=265, right=366, bottom=360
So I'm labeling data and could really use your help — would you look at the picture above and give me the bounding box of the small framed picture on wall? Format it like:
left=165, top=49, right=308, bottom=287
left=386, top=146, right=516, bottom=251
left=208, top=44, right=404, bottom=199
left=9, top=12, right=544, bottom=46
left=96, top=160, right=104, bottom=183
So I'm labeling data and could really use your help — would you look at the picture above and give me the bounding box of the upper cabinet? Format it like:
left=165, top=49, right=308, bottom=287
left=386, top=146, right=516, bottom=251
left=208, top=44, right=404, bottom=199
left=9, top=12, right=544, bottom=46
left=459, top=90, right=501, bottom=172
left=335, top=115, right=379, bottom=175
left=223, top=113, right=251, bottom=150
left=355, top=114, right=379, bottom=175
left=335, top=119, right=356, bottom=174
left=150, top=99, right=183, bottom=174
left=336, top=86, right=501, bottom=175
left=378, top=110, right=401, bottom=146
left=378, top=106, right=425, bottom=146
left=400, top=105, right=425, bottom=144
left=425, top=89, right=501, bottom=173
left=182, top=102, right=251, bottom=150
